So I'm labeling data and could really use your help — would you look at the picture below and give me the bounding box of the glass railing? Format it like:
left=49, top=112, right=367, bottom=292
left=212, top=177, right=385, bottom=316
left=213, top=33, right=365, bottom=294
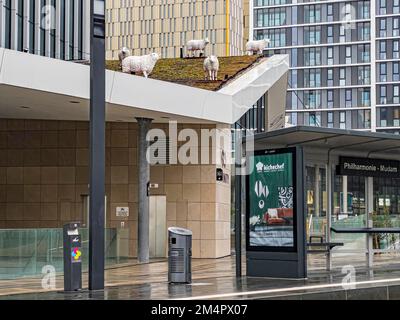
left=0, top=228, right=130, bottom=280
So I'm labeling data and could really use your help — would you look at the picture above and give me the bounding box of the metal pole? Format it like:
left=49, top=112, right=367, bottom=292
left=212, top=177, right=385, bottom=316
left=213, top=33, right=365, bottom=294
left=326, top=161, right=333, bottom=271
left=234, top=126, right=242, bottom=278
left=366, top=176, right=374, bottom=269
left=136, top=117, right=153, bottom=263
left=89, top=0, right=106, bottom=291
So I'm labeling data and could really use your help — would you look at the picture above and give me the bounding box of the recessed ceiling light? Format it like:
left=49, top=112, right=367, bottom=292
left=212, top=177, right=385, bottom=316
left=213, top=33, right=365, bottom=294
left=19, top=106, right=30, bottom=109
left=69, top=101, right=80, bottom=104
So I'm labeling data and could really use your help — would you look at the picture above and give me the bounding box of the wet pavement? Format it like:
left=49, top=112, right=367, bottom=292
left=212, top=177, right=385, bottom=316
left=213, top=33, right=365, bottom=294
left=2, top=258, right=400, bottom=300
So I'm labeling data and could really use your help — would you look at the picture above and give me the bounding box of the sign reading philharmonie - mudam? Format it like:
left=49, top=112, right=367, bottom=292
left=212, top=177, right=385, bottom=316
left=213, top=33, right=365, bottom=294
left=338, top=157, right=400, bottom=178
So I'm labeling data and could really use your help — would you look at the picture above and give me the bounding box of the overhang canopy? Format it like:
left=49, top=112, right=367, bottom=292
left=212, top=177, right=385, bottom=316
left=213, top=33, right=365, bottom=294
left=250, top=126, right=400, bottom=161
left=0, top=48, right=289, bottom=124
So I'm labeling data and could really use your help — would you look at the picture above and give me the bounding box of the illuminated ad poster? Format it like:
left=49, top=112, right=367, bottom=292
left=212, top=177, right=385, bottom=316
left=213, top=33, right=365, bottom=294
left=247, top=148, right=297, bottom=250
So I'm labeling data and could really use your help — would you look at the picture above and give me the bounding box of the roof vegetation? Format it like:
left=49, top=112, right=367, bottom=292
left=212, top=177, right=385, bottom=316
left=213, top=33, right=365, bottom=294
left=106, top=55, right=262, bottom=91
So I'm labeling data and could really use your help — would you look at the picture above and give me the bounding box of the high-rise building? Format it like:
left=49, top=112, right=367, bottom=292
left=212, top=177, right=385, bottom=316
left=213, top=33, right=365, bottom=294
left=250, top=0, right=400, bottom=134
left=106, top=0, right=244, bottom=59
left=0, top=0, right=90, bottom=60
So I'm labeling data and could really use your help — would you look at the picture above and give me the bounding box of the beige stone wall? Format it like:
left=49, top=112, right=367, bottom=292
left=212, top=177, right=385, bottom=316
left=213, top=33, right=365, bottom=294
left=0, top=119, right=231, bottom=259
left=105, top=0, right=244, bottom=59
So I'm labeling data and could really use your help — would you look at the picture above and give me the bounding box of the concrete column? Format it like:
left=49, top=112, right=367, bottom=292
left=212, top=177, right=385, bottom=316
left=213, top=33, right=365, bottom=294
left=136, top=117, right=153, bottom=263
left=365, top=176, right=374, bottom=268
left=342, top=175, right=348, bottom=215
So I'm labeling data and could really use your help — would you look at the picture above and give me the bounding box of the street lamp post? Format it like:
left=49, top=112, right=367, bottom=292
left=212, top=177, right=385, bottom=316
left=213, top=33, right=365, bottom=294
left=89, top=0, right=106, bottom=291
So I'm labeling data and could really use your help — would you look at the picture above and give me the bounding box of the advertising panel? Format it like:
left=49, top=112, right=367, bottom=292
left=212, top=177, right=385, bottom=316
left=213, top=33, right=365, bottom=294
left=247, top=148, right=297, bottom=252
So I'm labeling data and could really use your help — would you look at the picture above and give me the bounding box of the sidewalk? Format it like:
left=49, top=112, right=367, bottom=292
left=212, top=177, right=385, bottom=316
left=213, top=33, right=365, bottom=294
left=2, top=254, right=400, bottom=300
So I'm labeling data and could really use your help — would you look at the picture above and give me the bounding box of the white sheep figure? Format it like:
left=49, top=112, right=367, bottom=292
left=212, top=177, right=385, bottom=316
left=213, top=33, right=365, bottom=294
left=118, top=47, right=131, bottom=67
left=245, top=39, right=271, bottom=55
left=186, top=38, right=210, bottom=57
left=203, top=55, right=219, bottom=81
left=121, top=53, right=160, bottom=78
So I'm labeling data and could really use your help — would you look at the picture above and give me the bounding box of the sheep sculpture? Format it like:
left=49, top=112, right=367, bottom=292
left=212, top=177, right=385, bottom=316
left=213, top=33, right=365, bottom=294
left=118, top=47, right=131, bottom=68
left=245, top=39, right=271, bottom=55
left=203, top=56, right=219, bottom=81
left=186, top=38, right=210, bottom=57
left=121, top=53, right=160, bottom=78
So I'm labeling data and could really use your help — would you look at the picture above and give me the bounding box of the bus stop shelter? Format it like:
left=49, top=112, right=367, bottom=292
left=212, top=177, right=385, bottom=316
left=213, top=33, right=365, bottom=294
left=247, top=126, right=400, bottom=271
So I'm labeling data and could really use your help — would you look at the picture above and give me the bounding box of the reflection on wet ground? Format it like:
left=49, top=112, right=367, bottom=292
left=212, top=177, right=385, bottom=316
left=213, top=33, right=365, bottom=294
left=2, top=254, right=400, bottom=300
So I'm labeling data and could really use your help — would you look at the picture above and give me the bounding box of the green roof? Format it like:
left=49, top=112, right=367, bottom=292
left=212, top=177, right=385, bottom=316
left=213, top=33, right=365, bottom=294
left=106, top=55, right=262, bottom=91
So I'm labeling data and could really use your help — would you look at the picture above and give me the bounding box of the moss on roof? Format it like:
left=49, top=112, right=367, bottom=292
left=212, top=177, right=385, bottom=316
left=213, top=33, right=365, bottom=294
left=106, top=55, right=262, bottom=91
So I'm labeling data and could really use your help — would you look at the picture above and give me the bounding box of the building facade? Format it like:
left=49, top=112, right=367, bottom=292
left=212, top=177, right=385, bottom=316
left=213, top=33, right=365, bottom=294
left=106, top=0, right=244, bottom=59
left=0, top=0, right=90, bottom=60
left=250, top=0, right=400, bottom=134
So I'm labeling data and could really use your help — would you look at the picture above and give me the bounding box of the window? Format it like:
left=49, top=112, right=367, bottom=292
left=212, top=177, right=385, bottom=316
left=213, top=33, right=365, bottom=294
left=359, top=22, right=370, bottom=40
left=380, top=86, right=387, bottom=104
left=327, top=112, right=334, bottom=128
left=327, top=4, right=333, bottom=22
left=345, top=46, right=352, bottom=64
left=60, top=0, right=66, bottom=60
left=394, top=0, right=400, bottom=14
left=50, top=0, right=56, bottom=58
left=393, top=86, right=400, bottom=104
left=17, top=0, right=24, bottom=52
left=305, top=91, right=321, bottom=109
left=394, top=63, right=400, bottom=81
left=327, top=47, right=334, bottom=65
left=340, top=25, right=346, bottom=42
left=394, top=18, right=400, bottom=37
left=255, top=8, right=286, bottom=27
left=380, top=63, right=387, bottom=82
left=357, top=109, right=371, bottom=129
left=327, top=69, right=334, bottom=86
left=380, top=19, right=387, bottom=37
left=304, top=69, right=321, bottom=87
left=305, top=5, right=321, bottom=23
left=327, top=90, right=334, bottom=108
left=40, top=0, right=46, bottom=56
left=358, top=44, right=370, bottom=62
left=394, top=41, right=400, bottom=59
left=380, top=108, right=388, bottom=127
left=309, top=113, right=321, bottom=127
left=340, top=112, right=346, bottom=129
left=394, top=107, right=400, bottom=127
left=69, top=0, right=75, bottom=59
left=29, top=0, right=36, bottom=54
left=304, top=47, right=321, bottom=66
left=358, top=66, right=371, bottom=85
left=359, top=1, right=370, bottom=19
left=304, top=26, right=321, bottom=45
left=346, top=89, right=352, bottom=108
left=380, top=0, right=387, bottom=15
left=361, top=89, right=371, bottom=107
left=340, top=68, right=346, bottom=86
left=4, top=0, right=12, bottom=49
left=380, top=41, right=386, bottom=60
left=327, top=26, right=334, bottom=44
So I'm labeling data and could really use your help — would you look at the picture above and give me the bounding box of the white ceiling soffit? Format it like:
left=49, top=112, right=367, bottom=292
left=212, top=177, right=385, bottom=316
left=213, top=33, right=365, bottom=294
left=0, top=48, right=288, bottom=124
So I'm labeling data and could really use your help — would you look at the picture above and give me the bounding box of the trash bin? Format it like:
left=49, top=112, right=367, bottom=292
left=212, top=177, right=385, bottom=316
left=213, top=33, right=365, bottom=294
left=168, top=227, right=192, bottom=284
left=63, top=222, right=82, bottom=292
